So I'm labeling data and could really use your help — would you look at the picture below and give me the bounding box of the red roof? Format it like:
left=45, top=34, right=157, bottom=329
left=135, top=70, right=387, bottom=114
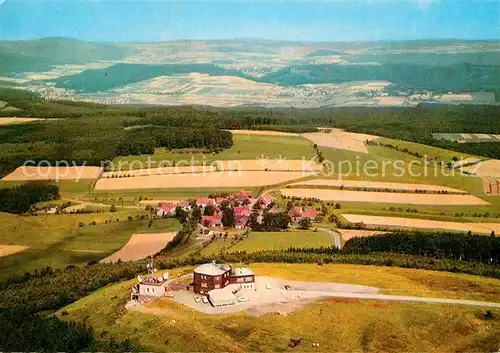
left=159, top=202, right=175, bottom=212
left=234, top=205, right=250, bottom=217
left=235, top=215, right=249, bottom=227
left=201, top=215, right=222, bottom=226
left=301, top=208, right=318, bottom=219
left=288, top=207, right=303, bottom=217
left=179, top=201, right=190, bottom=208
left=196, top=197, right=214, bottom=206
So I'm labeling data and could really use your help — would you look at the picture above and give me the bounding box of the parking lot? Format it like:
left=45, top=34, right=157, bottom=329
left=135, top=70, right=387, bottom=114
left=166, top=276, right=379, bottom=315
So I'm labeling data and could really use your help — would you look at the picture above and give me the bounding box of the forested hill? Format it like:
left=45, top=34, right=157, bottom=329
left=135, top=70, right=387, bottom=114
left=0, top=38, right=135, bottom=75
left=258, top=63, right=500, bottom=94
left=51, top=63, right=252, bottom=93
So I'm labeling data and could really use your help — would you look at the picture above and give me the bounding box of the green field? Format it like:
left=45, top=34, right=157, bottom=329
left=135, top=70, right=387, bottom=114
left=321, top=145, right=484, bottom=194
left=0, top=211, right=179, bottom=280
left=109, top=134, right=316, bottom=170
left=57, top=264, right=500, bottom=352
left=199, top=230, right=332, bottom=255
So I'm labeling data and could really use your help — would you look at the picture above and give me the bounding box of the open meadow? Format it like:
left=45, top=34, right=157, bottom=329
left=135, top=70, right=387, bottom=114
left=0, top=212, right=180, bottom=280
left=57, top=263, right=500, bottom=352
left=109, top=133, right=317, bottom=170
left=199, top=230, right=333, bottom=255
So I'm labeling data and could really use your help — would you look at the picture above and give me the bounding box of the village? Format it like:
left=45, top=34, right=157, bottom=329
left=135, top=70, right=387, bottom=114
left=154, top=190, right=318, bottom=234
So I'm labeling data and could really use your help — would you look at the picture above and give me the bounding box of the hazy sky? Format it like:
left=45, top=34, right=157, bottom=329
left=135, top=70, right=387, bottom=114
left=1, top=0, right=499, bottom=42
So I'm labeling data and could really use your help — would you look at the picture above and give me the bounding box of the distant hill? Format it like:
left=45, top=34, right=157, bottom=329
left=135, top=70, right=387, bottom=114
left=258, top=63, right=500, bottom=94
left=305, top=49, right=344, bottom=57
left=51, top=63, right=253, bottom=93
left=0, top=38, right=135, bottom=75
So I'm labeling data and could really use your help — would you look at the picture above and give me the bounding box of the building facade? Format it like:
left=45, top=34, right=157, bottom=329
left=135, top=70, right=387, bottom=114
left=193, top=261, right=255, bottom=294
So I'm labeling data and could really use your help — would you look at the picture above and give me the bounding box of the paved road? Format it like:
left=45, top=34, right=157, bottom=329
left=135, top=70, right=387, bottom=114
left=317, top=227, right=342, bottom=249
left=316, top=291, right=500, bottom=308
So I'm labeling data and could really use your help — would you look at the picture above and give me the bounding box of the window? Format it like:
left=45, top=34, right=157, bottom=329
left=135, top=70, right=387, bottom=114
left=201, top=283, right=207, bottom=288
left=152, top=288, right=155, bottom=293
left=215, top=284, right=220, bottom=289
left=146, top=288, right=150, bottom=293
left=237, top=277, right=244, bottom=283
left=215, top=276, right=220, bottom=280
left=245, top=277, right=252, bottom=282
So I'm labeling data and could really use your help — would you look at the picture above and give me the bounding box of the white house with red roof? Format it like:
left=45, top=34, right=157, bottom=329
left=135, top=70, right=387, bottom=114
left=233, top=191, right=253, bottom=203
left=201, top=215, right=223, bottom=227
left=234, top=205, right=251, bottom=218
left=257, top=194, right=273, bottom=207
left=288, top=206, right=317, bottom=222
left=196, top=197, right=216, bottom=209
left=156, top=202, right=176, bottom=217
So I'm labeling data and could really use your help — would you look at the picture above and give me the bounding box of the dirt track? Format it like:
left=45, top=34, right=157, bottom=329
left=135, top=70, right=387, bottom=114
left=100, top=233, right=176, bottom=263
left=338, top=229, right=388, bottom=242
left=342, top=214, right=500, bottom=234
left=281, top=188, right=488, bottom=205
left=228, top=129, right=299, bottom=137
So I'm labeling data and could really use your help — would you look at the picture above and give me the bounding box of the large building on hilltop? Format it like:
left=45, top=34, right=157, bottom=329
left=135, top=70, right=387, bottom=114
left=193, top=261, right=255, bottom=294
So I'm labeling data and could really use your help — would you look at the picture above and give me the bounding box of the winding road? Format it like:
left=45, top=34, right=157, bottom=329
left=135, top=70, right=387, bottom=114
left=317, top=227, right=342, bottom=248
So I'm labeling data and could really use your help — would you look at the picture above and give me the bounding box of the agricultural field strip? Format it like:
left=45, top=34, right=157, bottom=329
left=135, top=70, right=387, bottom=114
left=228, top=129, right=299, bottom=137
left=301, top=131, right=376, bottom=154
left=102, top=160, right=321, bottom=177
left=95, top=171, right=318, bottom=190
left=0, top=245, right=28, bottom=257
left=0, top=117, right=45, bottom=125
left=342, top=214, right=500, bottom=234
left=2, top=166, right=103, bottom=181
left=281, top=188, right=488, bottom=205
left=433, top=132, right=500, bottom=142
left=100, top=232, right=176, bottom=263
left=463, top=159, right=500, bottom=178
left=287, top=179, right=467, bottom=193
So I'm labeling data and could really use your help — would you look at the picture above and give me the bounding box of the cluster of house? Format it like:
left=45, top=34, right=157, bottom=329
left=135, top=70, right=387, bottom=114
left=155, top=190, right=318, bottom=230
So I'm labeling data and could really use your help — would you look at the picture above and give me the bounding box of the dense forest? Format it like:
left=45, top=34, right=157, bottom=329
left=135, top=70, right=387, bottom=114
left=1, top=88, right=500, bottom=180
left=0, top=183, right=60, bottom=214
left=344, top=231, right=500, bottom=265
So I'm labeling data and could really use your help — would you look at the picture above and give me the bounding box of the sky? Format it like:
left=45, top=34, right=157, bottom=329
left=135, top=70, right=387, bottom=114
left=1, top=0, right=499, bottom=42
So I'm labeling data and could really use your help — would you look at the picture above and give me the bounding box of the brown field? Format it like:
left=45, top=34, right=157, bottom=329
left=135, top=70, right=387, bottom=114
left=301, top=130, right=378, bottom=154
left=101, top=165, right=217, bottom=178
left=483, top=177, right=500, bottom=195
left=94, top=171, right=317, bottom=190
left=0, top=245, right=28, bottom=257
left=228, top=129, right=299, bottom=137
left=463, top=159, right=500, bottom=178
left=0, top=117, right=44, bottom=125
left=452, top=157, right=484, bottom=168
left=288, top=179, right=466, bottom=193
left=2, top=166, right=103, bottom=181
left=280, top=188, right=488, bottom=205
left=342, top=214, right=500, bottom=234
left=337, top=229, right=388, bottom=242
left=215, top=159, right=322, bottom=172
left=139, top=199, right=181, bottom=205
left=100, top=233, right=176, bottom=263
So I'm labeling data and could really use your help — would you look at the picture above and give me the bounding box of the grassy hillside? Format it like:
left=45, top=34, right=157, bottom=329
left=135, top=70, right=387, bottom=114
left=0, top=212, right=179, bottom=280
left=199, top=230, right=332, bottom=255
left=52, top=63, right=252, bottom=93
left=57, top=263, right=500, bottom=352
left=0, top=38, right=135, bottom=75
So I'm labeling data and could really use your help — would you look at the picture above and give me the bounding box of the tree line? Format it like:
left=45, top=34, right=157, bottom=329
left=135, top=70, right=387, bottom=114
left=0, top=183, right=60, bottom=214
left=343, top=231, right=500, bottom=265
